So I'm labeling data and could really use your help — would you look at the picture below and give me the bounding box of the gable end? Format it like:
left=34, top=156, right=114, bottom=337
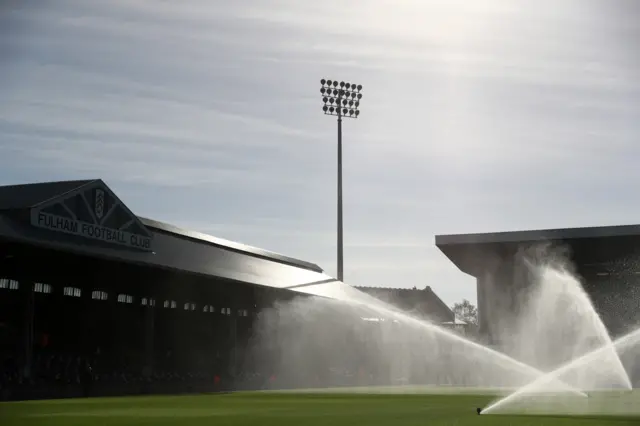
left=29, top=180, right=153, bottom=252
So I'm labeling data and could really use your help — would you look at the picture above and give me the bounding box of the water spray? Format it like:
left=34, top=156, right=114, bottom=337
left=481, top=325, right=640, bottom=415
left=291, top=282, right=586, bottom=392
left=271, top=248, right=639, bottom=418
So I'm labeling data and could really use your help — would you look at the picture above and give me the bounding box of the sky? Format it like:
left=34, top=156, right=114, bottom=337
left=1, top=0, right=639, bottom=307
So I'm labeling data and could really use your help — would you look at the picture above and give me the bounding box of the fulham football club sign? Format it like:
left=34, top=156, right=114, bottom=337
left=30, top=181, right=153, bottom=252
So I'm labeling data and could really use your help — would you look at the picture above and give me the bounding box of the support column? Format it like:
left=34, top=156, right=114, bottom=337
left=476, top=257, right=512, bottom=349
left=492, top=260, right=515, bottom=350
left=144, top=301, right=155, bottom=375
left=476, top=276, right=489, bottom=341
left=229, top=310, right=238, bottom=378
left=22, top=280, right=34, bottom=380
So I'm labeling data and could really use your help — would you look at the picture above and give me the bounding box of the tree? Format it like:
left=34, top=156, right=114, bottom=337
left=451, top=299, right=478, bottom=325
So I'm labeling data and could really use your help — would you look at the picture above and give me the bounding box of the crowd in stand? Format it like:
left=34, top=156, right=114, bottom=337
left=0, top=348, right=275, bottom=401
left=6, top=345, right=639, bottom=401
left=0, top=347, right=414, bottom=401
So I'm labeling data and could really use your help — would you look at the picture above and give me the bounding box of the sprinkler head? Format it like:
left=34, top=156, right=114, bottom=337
left=476, top=407, right=482, bottom=415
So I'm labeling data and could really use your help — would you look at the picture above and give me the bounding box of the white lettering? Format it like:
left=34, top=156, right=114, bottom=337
left=33, top=212, right=152, bottom=251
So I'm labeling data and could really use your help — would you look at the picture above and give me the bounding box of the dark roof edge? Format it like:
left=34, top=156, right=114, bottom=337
left=435, top=223, right=640, bottom=247
left=0, top=229, right=309, bottom=292
left=139, top=217, right=323, bottom=273
left=0, top=178, right=324, bottom=273
left=355, top=285, right=430, bottom=291
left=354, top=285, right=454, bottom=318
left=424, top=286, right=454, bottom=317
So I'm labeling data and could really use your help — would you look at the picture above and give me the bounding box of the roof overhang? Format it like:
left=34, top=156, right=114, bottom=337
left=0, top=177, right=330, bottom=291
left=0, top=178, right=348, bottom=300
left=0, top=178, right=323, bottom=273
left=0, top=214, right=333, bottom=290
left=436, top=224, right=640, bottom=277
left=140, top=217, right=322, bottom=273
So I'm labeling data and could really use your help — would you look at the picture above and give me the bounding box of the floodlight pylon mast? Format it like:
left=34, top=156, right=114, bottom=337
left=319, top=79, right=363, bottom=282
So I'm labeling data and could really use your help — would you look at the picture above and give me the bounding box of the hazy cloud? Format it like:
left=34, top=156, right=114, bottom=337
left=2, top=0, right=639, bottom=305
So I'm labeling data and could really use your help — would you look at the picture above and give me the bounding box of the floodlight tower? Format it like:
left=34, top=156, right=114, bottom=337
left=320, top=79, right=363, bottom=282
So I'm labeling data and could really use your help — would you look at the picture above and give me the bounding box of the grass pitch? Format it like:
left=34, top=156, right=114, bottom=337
left=1, top=390, right=639, bottom=426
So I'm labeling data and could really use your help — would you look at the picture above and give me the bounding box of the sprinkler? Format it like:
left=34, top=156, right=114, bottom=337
left=476, top=407, right=482, bottom=415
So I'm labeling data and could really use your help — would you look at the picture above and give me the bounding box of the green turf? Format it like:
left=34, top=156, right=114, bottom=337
left=1, top=391, right=639, bottom=426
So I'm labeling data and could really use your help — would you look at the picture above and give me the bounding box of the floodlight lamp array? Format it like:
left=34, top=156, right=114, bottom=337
left=320, top=79, right=362, bottom=118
